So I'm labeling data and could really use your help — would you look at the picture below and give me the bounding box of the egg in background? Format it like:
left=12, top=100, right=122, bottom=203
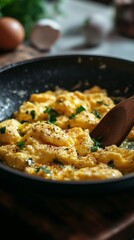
left=0, top=17, right=25, bottom=51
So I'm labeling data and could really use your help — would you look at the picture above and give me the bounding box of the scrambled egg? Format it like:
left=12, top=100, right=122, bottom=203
left=0, top=86, right=133, bottom=181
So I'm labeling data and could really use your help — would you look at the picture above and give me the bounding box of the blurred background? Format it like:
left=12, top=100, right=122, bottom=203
left=0, top=0, right=134, bottom=66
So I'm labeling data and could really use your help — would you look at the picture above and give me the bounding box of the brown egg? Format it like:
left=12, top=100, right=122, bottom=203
left=0, top=17, right=25, bottom=51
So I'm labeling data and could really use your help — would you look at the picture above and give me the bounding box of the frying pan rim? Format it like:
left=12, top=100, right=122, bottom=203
left=0, top=54, right=134, bottom=194
left=0, top=53, right=134, bottom=73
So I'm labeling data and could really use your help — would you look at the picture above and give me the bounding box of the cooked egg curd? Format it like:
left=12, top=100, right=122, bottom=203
left=0, top=86, right=133, bottom=181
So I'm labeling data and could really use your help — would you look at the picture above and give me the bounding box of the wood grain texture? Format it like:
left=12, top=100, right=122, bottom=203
left=0, top=184, right=134, bottom=240
left=0, top=44, right=46, bottom=68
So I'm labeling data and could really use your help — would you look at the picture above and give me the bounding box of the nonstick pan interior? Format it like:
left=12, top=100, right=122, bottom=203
left=0, top=54, right=134, bottom=196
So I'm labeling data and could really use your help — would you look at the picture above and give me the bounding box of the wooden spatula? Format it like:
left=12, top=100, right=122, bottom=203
left=90, top=95, right=134, bottom=148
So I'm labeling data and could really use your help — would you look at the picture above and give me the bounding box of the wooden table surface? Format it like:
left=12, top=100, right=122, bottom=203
left=0, top=183, right=134, bottom=240
left=0, top=44, right=46, bottom=68
left=0, top=1, right=134, bottom=239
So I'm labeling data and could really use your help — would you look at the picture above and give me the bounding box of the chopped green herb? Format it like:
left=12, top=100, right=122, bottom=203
left=69, top=105, right=86, bottom=119
left=96, top=101, right=109, bottom=106
left=41, top=166, right=51, bottom=174
left=96, top=101, right=103, bottom=104
left=35, top=166, right=51, bottom=174
left=107, top=160, right=115, bottom=168
left=31, top=110, right=35, bottom=120
left=0, top=127, right=6, bottom=134
left=69, top=113, right=76, bottom=119
left=76, top=106, right=86, bottom=114
left=103, top=103, right=109, bottom=106
left=90, top=137, right=103, bottom=152
left=91, top=110, right=101, bottom=119
left=44, top=106, right=59, bottom=124
left=17, top=140, right=25, bottom=150
left=90, top=145, right=98, bottom=152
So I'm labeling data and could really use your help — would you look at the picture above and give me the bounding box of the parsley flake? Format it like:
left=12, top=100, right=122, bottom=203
left=76, top=105, right=86, bottom=114
left=96, top=101, right=109, bottom=106
left=90, top=137, right=103, bottom=152
left=0, top=127, right=6, bottom=134
left=17, top=140, right=25, bottom=150
left=41, top=166, right=51, bottom=174
left=96, top=101, right=103, bottom=104
left=44, top=106, right=59, bottom=124
left=91, top=110, right=101, bottom=119
left=69, top=113, right=75, bottom=119
left=31, top=110, right=35, bottom=120
left=69, top=105, right=86, bottom=119
left=34, top=166, right=51, bottom=174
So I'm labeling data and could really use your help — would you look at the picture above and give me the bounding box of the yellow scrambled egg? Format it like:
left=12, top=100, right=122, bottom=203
left=0, top=86, right=133, bottom=181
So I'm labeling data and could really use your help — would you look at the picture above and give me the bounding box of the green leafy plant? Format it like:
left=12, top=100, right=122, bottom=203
left=0, top=0, right=62, bottom=38
left=0, top=0, right=13, bottom=8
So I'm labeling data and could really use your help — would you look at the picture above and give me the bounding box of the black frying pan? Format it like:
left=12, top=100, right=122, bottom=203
left=0, top=54, right=134, bottom=196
